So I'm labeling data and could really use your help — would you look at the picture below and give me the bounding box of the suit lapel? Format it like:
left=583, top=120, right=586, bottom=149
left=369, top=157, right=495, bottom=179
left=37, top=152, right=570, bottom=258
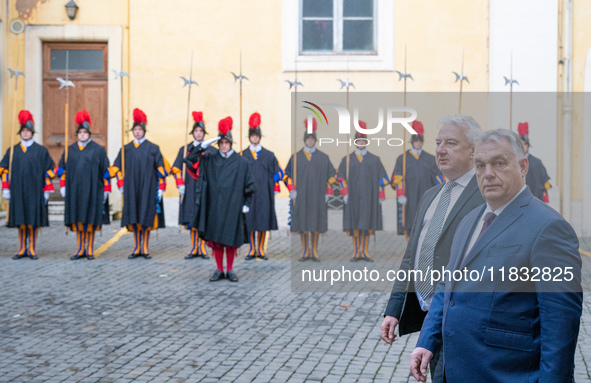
left=440, top=175, right=479, bottom=236
left=460, top=190, right=532, bottom=269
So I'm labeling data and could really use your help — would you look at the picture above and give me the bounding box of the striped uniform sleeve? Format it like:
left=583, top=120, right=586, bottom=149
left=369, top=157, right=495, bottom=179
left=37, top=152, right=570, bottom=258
left=158, top=156, right=171, bottom=191
left=43, top=168, right=56, bottom=192
left=543, top=181, right=552, bottom=203
left=273, top=161, right=285, bottom=194
left=108, top=165, right=124, bottom=188
left=378, top=176, right=389, bottom=200
left=0, top=166, right=9, bottom=189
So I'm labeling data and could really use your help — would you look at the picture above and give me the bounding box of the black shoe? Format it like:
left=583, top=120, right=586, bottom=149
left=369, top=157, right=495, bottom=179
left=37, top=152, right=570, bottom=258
left=128, top=254, right=139, bottom=259
left=298, top=257, right=308, bottom=262
left=257, top=255, right=268, bottom=261
left=311, top=257, right=320, bottom=262
left=87, top=255, right=95, bottom=260
left=199, top=254, right=210, bottom=259
left=70, top=255, right=84, bottom=260
left=29, top=255, right=38, bottom=260
left=245, top=255, right=256, bottom=261
left=12, top=253, right=27, bottom=260
left=185, top=253, right=198, bottom=260
left=363, top=257, right=374, bottom=263
left=143, top=254, right=151, bottom=259
left=350, top=257, right=359, bottom=262
left=227, top=270, right=239, bottom=282
left=209, top=270, right=225, bottom=282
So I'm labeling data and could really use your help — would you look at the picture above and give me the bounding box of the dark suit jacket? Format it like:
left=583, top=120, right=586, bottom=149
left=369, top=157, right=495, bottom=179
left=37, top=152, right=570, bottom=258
left=417, top=188, right=582, bottom=383
left=384, top=174, right=484, bottom=335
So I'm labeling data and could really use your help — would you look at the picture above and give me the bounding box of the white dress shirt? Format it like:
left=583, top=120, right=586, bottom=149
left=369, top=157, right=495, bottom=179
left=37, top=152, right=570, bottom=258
left=462, top=184, right=527, bottom=261
left=414, top=167, right=476, bottom=311
left=133, top=137, right=147, bottom=145
left=21, top=138, right=34, bottom=148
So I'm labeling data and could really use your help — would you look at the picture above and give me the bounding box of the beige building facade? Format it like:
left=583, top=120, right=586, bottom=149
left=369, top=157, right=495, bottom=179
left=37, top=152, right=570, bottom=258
left=1, top=0, right=590, bottom=235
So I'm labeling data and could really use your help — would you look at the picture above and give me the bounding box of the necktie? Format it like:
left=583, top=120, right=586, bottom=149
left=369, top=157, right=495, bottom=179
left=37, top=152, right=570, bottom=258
left=476, top=212, right=497, bottom=242
left=416, top=181, right=458, bottom=301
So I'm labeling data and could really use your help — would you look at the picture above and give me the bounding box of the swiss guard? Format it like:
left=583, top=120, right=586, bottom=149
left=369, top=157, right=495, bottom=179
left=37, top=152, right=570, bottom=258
left=519, top=122, right=551, bottom=202
left=111, top=108, right=168, bottom=259
left=285, top=118, right=335, bottom=261
left=1, top=110, right=55, bottom=259
left=241, top=112, right=285, bottom=261
left=184, top=116, right=256, bottom=282
left=57, top=110, right=110, bottom=260
left=391, top=120, right=439, bottom=238
left=336, top=122, right=388, bottom=261
left=171, top=111, right=216, bottom=259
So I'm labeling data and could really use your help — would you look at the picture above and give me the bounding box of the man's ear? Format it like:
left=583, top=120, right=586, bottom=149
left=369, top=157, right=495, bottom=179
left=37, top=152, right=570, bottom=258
left=469, top=145, right=475, bottom=160
left=520, top=157, right=529, bottom=177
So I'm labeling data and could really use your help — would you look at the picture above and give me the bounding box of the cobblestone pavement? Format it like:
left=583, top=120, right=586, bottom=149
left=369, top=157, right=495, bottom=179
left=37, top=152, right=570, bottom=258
left=0, top=222, right=591, bottom=382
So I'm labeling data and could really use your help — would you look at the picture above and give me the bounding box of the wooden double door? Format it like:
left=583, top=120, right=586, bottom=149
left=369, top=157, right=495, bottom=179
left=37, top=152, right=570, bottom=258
left=42, top=42, right=109, bottom=165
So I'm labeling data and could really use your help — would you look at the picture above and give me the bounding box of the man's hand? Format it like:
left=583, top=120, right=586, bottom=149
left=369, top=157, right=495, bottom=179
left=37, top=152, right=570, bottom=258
left=178, top=185, right=186, bottom=196
left=60, top=186, right=66, bottom=198
left=380, top=315, right=399, bottom=345
left=2, top=189, right=10, bottom=200
left=289, top=190, right=297, bottom=200
left=119, top=186, right=124, bottom=194
left=398, top=195, right=407, bottom=205
left=103, top=192, right=109, bottom=204
left=325, top=194, right=330, bottom=204
left=201, top=136, right=221, bottom=149
left=157, top=189, right=164, bottom=202
left=44, top=191, right=50, bottom=205
left=343, top=195, right=349, bottom=205
left=410, top=347, right=434, bottom=382
left=242, top=205, right=250, bottom=214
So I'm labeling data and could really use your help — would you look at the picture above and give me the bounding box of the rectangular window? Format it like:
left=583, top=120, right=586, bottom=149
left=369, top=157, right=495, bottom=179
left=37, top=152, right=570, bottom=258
left=301, top=0, right=376, bottom=55
left=50, top=49, right=104, bottom=71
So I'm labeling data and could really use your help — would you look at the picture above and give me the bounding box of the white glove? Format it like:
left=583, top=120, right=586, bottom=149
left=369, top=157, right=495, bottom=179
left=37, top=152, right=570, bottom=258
left=343, top=195, right=349, bottom=205
left=201, top=136, right=221, bottom=149
left=119, top=186, right=124, bottom=194
left=325, top=194, right=330, bottom=204
left=157, top=189, right=164, bottom=202
left=397, top=195, right=407, bottom=205
left=104, top=192, right=109, bottom=204
left=242, top=205, right=250, bottom=214
left=60, top=186, right=66, bottom=198
left=178, top=185, right=186, bottom=196
left=44, top=191, right=50, bottom=204
left=289, top=190, right=297, bottom=200
left=2, top=189, right=10, bottom=200
left=379, top=199, right=384, bottom=205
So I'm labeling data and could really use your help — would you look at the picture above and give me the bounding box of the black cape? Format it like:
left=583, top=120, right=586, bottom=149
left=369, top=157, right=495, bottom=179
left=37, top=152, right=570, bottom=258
left=113, top=140, right=165, bottom=228
left=241, top=146, right=280, bottom=232
left=285, top=148, right=335, bottom=233
left=190, top=150, right=256, bottom=247
left=526, top=153, right=550, bottom=202
left=393, top=150, right=439, bottom=234
left=59, top=141, right=110, bottom=227
left=337, top=151, right=388, bottom=232
left=172, top=143, right=217, bottom=226
left=1, top=142, right=54, bottom=228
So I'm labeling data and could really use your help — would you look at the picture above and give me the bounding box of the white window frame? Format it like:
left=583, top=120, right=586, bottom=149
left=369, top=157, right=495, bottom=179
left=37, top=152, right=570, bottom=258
left=300, top=0, right=377, bottom=55
left=283, top=0, right=394, bottom=71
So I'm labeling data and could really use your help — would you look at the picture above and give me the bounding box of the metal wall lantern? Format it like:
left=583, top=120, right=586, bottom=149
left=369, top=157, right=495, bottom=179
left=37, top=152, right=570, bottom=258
left=65, top=1, right=79, bottom=20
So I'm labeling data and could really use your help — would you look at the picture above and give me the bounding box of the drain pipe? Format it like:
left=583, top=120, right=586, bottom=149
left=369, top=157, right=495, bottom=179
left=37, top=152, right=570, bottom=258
left=562, top=0, right=572, bottom=222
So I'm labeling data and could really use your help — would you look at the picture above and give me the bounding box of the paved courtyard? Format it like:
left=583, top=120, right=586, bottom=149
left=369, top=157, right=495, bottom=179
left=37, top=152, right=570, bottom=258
left=1, top=222, right=591, bottom=382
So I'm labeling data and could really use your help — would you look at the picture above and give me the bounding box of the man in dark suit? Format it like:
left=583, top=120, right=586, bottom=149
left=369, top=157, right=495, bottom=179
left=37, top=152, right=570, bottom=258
left=410, top=129, right=582, bottom=383
left=381, top=114, right=484, bottom=382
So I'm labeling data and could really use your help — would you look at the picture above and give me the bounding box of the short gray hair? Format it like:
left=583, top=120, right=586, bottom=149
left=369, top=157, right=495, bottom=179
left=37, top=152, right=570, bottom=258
left=437, top=114, right=482, bottom=145
left=475, top=129, right=525, bottom=160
